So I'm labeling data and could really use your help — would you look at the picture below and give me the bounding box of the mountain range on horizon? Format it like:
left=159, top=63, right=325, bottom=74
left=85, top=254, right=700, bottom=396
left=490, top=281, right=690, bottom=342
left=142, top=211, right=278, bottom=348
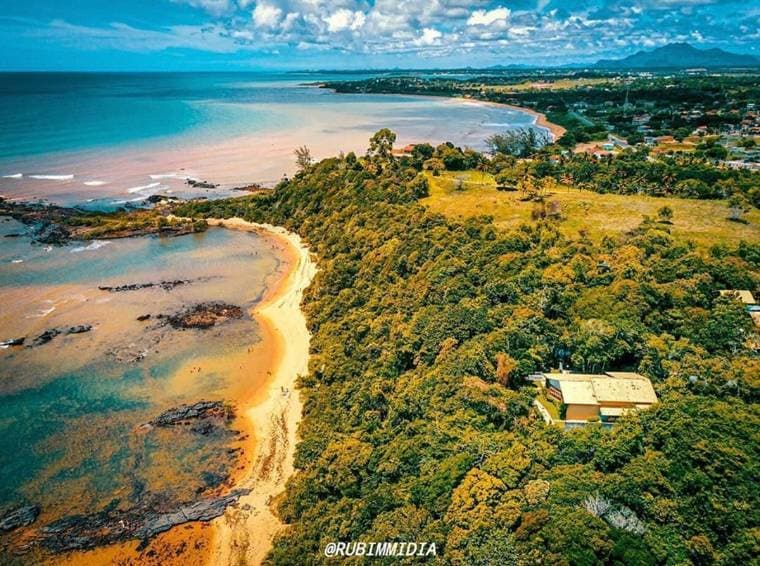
left=593, top=42, right=759, bottom=69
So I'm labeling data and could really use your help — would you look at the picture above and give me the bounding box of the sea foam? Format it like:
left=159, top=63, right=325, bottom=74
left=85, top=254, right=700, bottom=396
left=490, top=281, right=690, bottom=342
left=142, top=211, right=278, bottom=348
left=2, top=173, right=22, bottom=179
left=70, top=240, right=111, bottom=253
left=127, top=182, right=161, bottom=193
left=29, top=174, right=74, bottom=181
left=150, top=173, right=178, bottom=179
left=84, top=181, right=108, bottom=186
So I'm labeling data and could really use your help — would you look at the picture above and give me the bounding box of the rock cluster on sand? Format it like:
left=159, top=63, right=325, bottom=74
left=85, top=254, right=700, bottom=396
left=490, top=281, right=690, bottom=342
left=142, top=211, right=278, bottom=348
left=159, top=302, right=245, bottom=330
left=149, top=400, right=231, bottom=428
left=36, top=490, right=249, bottom=553
left=26, top=325, right=92, bottom=348
left=98, top=279, right=193, bottom=292
left=0, top=505, right=40, bottom=532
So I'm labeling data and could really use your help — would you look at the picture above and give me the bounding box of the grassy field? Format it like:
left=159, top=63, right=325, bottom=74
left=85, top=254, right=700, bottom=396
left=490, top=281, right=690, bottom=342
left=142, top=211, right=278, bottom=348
left=479, top=77, right=614, bottom=93
left=421, top=170, right=760, bottom=247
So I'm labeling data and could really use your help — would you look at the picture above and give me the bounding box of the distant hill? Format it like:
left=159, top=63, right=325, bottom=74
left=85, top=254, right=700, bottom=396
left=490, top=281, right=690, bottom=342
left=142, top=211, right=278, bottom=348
left=594, top=42, right=759, bottom=69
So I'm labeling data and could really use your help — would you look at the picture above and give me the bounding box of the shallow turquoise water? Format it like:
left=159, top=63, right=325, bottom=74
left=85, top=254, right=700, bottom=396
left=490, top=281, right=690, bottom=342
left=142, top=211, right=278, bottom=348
left=0, top=224, right=281, bottom=524
left=0, top=71, right=538, bottom=160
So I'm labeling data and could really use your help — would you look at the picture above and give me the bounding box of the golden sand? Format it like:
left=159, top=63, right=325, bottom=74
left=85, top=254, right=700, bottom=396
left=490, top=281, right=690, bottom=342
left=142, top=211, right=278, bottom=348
left=200, top=218, right=316, bottom=566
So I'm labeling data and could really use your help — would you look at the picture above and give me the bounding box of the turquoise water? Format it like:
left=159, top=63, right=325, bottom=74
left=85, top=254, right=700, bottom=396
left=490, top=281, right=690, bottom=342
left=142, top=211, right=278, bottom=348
left=0, top=72, right=540, bottom=204
left=0, top=72, right=472, bottom=159
left=0, top=222, right=282, bottom=537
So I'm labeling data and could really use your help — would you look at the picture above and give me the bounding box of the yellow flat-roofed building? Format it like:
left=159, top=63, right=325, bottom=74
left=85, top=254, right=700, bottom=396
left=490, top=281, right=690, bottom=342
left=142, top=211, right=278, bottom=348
left=542, top=371, right=658, bottom=424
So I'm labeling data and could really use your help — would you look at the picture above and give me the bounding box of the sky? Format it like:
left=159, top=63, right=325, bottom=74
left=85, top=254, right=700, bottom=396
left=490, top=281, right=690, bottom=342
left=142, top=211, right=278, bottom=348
left=0, top=0, right=757, bottom=71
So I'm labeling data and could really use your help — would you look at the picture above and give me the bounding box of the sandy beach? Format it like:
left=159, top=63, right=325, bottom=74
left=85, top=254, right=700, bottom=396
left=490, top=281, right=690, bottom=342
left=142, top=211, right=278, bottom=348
left=482, top=101, right=567, bottom=142
left=200, top=218, right=316, bottom=565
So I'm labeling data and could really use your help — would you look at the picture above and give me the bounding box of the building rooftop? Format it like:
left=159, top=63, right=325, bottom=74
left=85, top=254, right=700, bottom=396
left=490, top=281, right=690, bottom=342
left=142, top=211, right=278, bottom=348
left=591, top=376, right=658, bottom=405
left=544, top=371, right=658, bottom=406
left=720, top=289, right=756, bottom=305
left=558, top=381, right=597, bottom=405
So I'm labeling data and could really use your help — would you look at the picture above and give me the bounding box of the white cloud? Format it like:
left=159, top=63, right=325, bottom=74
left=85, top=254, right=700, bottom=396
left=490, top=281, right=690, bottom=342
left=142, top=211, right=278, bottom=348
left=467, top=7, right=510, bottom=26
left=253, top=2, right=283, bottom=28
left=413, top=27, right=442, bottom=46
left=23, top=0, right=755, bottom=66
left=324, top=9, right=366, bottom=33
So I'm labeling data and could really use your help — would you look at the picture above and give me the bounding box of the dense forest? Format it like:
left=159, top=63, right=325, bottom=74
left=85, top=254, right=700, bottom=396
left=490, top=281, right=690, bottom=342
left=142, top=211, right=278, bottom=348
left=175, top=131, right=759, bottom=565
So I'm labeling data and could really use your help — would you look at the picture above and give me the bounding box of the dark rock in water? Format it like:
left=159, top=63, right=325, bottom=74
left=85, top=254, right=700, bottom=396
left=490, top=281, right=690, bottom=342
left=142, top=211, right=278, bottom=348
left=201, top=471, right=227, bottom=489
left=142, top=401, right=235, bottom=441
left=38, top=490, right=248, bottom=553
left=149, top=401, right=231, bottom=427
left=28, top=328, right=61, bottom=347
left=34, top=222, right=71, bottom=245
left=145, top=194, right=179, bottom=204
left=3, top=233, right=22, bottom=238
left=66, top=325, right=92, bottom=335
left=136, top=314, right=151, bottom=321
left=164, top=302, right=245, bottom=330
left=1, top=337, right=25, bottom=347
left=137, top=490, right=246, bottom=540
left=190, top=421, right=215, bottom=435
left=0, top=505, right=40, bottom=532
left=231, top=183, right=265, bottom=192
left=99, top=279, right=193, bottom=293
left=186, top=179, right=218, bottom=189
left=27, top=325, right=91, bottom=347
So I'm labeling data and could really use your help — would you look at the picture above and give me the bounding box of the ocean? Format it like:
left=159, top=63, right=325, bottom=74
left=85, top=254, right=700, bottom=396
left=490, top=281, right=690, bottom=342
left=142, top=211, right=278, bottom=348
left=0, top=72, right=541, bottom=205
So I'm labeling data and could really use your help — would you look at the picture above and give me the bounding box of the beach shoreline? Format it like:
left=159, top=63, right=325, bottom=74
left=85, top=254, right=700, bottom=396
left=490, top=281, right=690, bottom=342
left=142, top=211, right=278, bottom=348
left=507, top=104, right=567, bottom=142
left=201, top=218, right=316, bottom=566
left=468, top=99, right=566, bottom=142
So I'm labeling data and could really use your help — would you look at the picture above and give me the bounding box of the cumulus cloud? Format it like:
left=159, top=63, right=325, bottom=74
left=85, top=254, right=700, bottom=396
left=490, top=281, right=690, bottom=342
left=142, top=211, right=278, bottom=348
left=253, top=2, right=283, bottom=28
left=22, top=0, right=756, bottom=65
left=324, top=9, right=366, bottom=33
left=467, top=7, right=510, bottom=26
left=414, top=27, right=443, bottom=46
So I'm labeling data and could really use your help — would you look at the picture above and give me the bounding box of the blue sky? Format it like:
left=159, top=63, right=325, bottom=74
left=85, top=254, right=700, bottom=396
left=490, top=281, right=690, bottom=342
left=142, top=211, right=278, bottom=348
left=1, top=0, right=757, bottom=70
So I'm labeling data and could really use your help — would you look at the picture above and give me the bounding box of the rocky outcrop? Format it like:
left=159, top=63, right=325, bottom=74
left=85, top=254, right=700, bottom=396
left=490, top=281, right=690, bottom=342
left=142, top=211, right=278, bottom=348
left=66, top=325, right=92, bottom=334
left=186, top=179, right=218, bottom=189
left=145, top=194, right=179, bottom=204
left=28, top=329, right=61, bottom=347
left=231, top=183, right=266, bottom=193
left=148, top=401, right=231, bottom=428
left=37, top=490, right=249, bottom=553
left=159, top=302, right=245, bottom=330
left=137, top=491, right=245, bottom=540
left=34, top=222, right=71, bottom=245
left=27, top=325, right=92, bottom=347
left=98, top=280, right=192, bottom=292
left=0, top=505, right=39, bottom=532
left=0, top=197, right=207, bottom=244
left=1, top=337, right=25, bottom=347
